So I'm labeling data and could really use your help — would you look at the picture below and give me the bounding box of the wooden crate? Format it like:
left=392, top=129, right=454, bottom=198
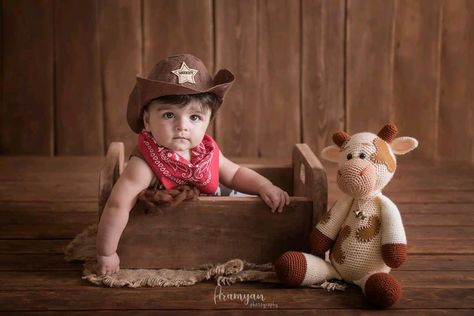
left=98, top=143, right=327, bottom=269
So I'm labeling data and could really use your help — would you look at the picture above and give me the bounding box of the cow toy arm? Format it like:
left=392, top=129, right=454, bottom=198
left=379, top=195, right=407, bottom=268
left=310, top=195, right=353, bottom=258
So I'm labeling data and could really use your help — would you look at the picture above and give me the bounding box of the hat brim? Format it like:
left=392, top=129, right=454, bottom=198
left=127, top=69, right=234, bottom=133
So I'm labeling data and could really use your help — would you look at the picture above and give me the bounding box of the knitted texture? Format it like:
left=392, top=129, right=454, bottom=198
left=301, top=253, right=339, bottom=286
left=365, top=272, right=401, bottom=308
left=330, top=225, right=351, bottom=265
left=379, top=195, right=407, bottom=245
left=337, top=133, right=396, bottom=193
left=377, top=124, right=398, bottom=143
left=382, top=244, right=407, bottom=268
left=373, top=138, right=397, bottom=172
left=327, top=197, right=389, bottom=281
left=299, top=125, right=417, bottom=308
left=322, top=131, right=405, bottom=282
left=310, top=228, right=333, bottom=258
left=274, top=251, right=307, bottom=286
left=337, top=159, right=377, bottom=198
left=333, top=131, right=350, bottom=147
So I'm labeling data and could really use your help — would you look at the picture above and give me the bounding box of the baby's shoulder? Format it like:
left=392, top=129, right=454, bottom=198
left=120, top=156, right=154, bottom=187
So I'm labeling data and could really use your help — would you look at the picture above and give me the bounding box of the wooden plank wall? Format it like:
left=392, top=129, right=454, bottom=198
left=2, top=0, right=54, bottom=155
left=1, top=0, right=473, bottom=164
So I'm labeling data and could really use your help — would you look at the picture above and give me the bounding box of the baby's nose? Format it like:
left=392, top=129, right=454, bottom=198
left=176, top=120, right=188, bottom=131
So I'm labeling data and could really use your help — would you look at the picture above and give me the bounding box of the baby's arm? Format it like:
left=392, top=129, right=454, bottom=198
left=219, top=151, right=290, bottom=213
left=96, top=157, right=153, bottom=275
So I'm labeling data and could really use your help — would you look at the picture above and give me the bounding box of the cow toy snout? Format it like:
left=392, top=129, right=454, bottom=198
left=337, top=159, right=377, bottom=198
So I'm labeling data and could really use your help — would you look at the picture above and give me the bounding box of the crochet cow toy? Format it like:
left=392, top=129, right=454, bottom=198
left=275, top=124, right=418, bottom=308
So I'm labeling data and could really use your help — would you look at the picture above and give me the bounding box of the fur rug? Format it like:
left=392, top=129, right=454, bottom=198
left=64, top=224, right=279, bottom=288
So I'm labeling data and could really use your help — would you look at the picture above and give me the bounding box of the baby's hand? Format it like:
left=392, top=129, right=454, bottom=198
left=258, top=183, right=290, bottom=213
left=96, top=252, right=120, bottom=275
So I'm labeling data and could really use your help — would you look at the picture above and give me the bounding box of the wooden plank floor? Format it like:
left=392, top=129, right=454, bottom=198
left=0, top=156, right=473, bottom=314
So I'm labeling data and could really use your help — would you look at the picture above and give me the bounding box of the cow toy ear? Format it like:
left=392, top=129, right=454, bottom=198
left=321, top=145, right=340, bottom=162
left=391, top=137, right=418, bottom=155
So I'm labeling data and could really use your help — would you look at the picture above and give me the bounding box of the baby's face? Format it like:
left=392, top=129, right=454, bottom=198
left=143, top=100, right=212, bottom=155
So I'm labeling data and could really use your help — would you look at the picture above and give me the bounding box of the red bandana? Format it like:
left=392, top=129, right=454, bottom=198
left=137, top=130, right=219, bottom=194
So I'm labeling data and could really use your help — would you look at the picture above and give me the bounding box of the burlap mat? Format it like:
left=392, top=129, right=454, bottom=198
left=64, top=224, right=278, bottom=288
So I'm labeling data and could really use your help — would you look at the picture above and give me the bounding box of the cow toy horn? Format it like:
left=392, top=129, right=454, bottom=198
left=378, top=124, right=398, bottom=143
left=333, top=131, right=351, bottom=147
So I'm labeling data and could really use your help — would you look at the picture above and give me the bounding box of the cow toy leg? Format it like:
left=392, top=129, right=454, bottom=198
left=355, top=272, right=401, bottom=308
left=274, top=251, right=340, bottom=287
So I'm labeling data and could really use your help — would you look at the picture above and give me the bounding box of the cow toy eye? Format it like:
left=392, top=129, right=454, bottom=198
left=359, top=153, right=366, bottom=159
left=346, top=153, right=353, bottom=160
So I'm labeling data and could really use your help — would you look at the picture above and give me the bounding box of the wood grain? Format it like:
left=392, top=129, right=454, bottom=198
left=346, top=0, right=395, bottom=133
left=2, top=251, right=472, bottom=271
left=2, top=0, right=54, bottom=155
left=0, top=285, right=473, bottom=310
left=0, top=240, right=71, bottom=254
left=143, top=0, right=213, bottom=75
left=1, top=203, right=472, bottom=231
left=0, top=181, right=98, bottom=202
left=3, top=220, right=473, bottom=250
left=118, top=198, right=313, bottom=268
left=1, top=1, right=474, bottom=313
left=99, top=0, right=141, bottom=157
left=301, top=0, right=345, bottom=155
left=292, top=144, right=327, bottom=224
left=54, top=0, right=103, bottom=155
left=2, top=270, right=472, bottom=290
left=392, top=0, right=442, bottom=161
left=257, top=0, right=300, bottom=158
left=0, top=311, right=473, bottom=316
left=2, top=158, right=474, bottom=204
left=214, top=0, right=259, bottom=157
left=1, top=1, right=474, bottom=166
left=0, top=157, right=103, bottom=181
left=0, top=155, right=473, bottom=312
left=438, top=0, right=474, bottom=163
left=0, top=254, right=82, bottom=271
left=142, top=0, right=214, bottom=136
left=0, top=0, right=3, bottom=155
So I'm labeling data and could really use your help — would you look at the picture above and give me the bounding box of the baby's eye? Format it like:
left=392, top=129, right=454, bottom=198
left=190, top=114, right=201, bottom=122
left=162, top=112, right=175, bottom=119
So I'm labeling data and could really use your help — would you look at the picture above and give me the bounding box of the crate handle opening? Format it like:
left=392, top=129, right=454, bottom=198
left=299, top=163, right=306, bottom=185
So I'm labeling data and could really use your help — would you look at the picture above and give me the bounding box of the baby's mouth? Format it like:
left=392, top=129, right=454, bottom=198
left=173, top=136, right=189, bottom=141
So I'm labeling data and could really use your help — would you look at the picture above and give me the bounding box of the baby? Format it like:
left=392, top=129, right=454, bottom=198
left=96, top=54, right=290, bottom=275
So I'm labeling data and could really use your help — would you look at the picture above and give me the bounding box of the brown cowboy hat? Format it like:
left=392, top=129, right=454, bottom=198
left=127, top=54, right=235, bottom=133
